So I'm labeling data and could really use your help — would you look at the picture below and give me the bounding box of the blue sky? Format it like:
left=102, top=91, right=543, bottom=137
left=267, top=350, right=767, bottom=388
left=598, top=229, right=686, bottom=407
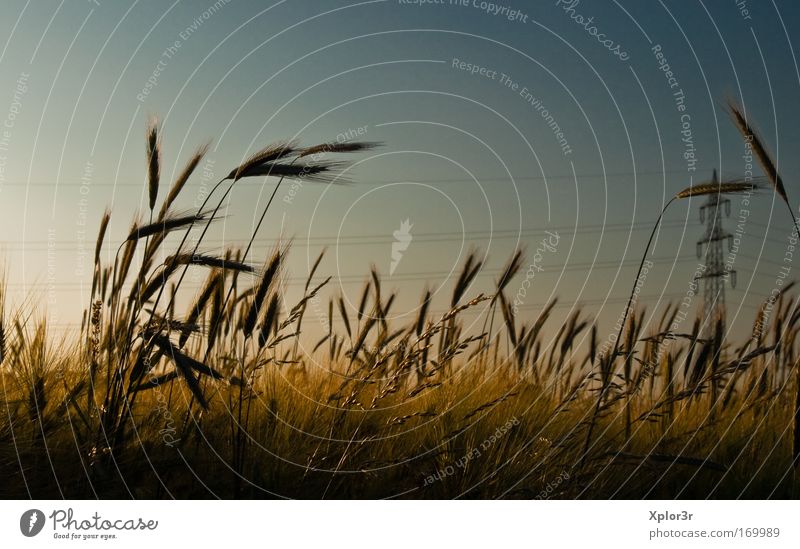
left=0, top=0, right=799, bottom=345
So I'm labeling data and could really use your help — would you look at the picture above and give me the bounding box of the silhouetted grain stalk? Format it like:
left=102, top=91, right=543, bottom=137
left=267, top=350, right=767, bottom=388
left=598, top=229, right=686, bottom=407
left=225, top=248, right=285, bottom=494
left=214, top=143, right=380, bottom=372
left=579, top=176, right=765, bottom=467
left=12, top=104, right=800, bottom=498
left=439, top=252, right=482, bottom=373
left=727, top=100, right=800, bottom=469
left=73, top=118, right=376, bottom=463
left=190, top=167, right=360, bottom=426
left=479, top=250, right=524, bottom=367
left=142, top=140, right=373, bottom=355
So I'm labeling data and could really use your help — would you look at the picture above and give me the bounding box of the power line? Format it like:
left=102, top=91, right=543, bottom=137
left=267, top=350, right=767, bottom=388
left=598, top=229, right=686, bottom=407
left=5, top=217, right=787, bottom=250
left=41, top=291, right=770, bottom=330
left=13, top=254, right=789, bottom=292
left=0, top=168, right=698, bottom=188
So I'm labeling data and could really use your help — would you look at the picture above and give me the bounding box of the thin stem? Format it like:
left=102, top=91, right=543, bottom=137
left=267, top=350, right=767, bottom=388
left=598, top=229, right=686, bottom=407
left=183, top=170, right=290, bottom=425
left=143, top=176, right=229, bottom=334
left=207, top=171, right=289, bottom=364
left=579, top=197, right=675, bottom=467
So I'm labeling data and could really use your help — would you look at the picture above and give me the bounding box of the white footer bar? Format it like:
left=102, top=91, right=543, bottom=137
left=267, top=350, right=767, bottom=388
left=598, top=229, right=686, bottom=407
left=2, top=500, right=798, bottom=548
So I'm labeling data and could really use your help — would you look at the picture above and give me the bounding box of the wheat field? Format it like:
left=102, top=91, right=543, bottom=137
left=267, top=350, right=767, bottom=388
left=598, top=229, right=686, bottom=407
left=1, top=105, right=799, bottom=499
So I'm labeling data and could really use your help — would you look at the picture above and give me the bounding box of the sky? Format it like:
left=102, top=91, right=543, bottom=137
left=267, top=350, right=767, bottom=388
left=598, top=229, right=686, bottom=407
left=0, top=0, right=799, bottom=347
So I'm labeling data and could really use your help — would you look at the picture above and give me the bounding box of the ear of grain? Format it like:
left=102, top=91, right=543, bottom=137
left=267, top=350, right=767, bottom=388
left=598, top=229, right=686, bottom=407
left=0, top=286, right=5, bottom=366
left=137, top=262, right=180, bottom=305
left=158, top=142, right=210, bottom=220
left=298, top=141, right=382, bottom=158
left=351, top=315, right=377, bottom=359
left=357, top=281, right=370, bottom=321
left=370, top=266, right=382, bottom=309
left=493, top=249, right=523, bottom=303
left=125, top=210, right=210, bottom=241
left=257, top=294, right=280, bottom=348
left=229, top=140, right=297, bottom=180
left=152, top=334, right=223, bottom=379
left=728, top=100, right=787, bottom=203
left=167, top=253, right=255, bottom=273
left=327, top=299, right=334, bottom=361
left=178, top=272, right=220, bottom=347
left=94, top=209, right=111, bottom=265
left=498, top=292, right=517, bottom=347
left=415, top=289, right=432, bottom=337
left=532, top=299, right=557, bottom=339
left=451, top=251, right=482, bottom=307
left=146, top=118, right=160, bottom=211
left=115, top=224, right=139, bottom=289
left=675, top=179, right=762, bottom=199
left=243, top=249, right=282, bottom=335
left=382, top=293, right=396, bottom=329
left=206, top=275, right=224, bottom=356
left=234, top=161, right=346, bottom=183
left=305, top=248, right=326, bottom=292
left=338, top=297, right=351, bottom=339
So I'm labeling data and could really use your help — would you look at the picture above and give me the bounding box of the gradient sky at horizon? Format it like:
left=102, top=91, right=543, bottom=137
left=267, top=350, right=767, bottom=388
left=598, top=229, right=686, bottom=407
left=1, top=0, right=800, bottom=348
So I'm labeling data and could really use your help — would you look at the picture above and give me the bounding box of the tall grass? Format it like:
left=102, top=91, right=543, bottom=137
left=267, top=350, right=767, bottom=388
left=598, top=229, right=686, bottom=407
left=1, top=112, right=799, bottom=499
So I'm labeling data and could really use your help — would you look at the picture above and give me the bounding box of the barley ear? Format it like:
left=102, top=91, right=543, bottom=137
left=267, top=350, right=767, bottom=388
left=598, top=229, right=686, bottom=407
left=146, top=117, right=161, bottom=211
left=94, top=209, right=111, bottom=266
left=728, top=100, right=787, bottom=203
left=158, top=141, right=210, bottom=220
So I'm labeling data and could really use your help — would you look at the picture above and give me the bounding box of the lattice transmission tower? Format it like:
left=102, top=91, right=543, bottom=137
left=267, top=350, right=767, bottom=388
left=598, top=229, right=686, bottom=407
left=695, top=169, right=736, bottom=337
